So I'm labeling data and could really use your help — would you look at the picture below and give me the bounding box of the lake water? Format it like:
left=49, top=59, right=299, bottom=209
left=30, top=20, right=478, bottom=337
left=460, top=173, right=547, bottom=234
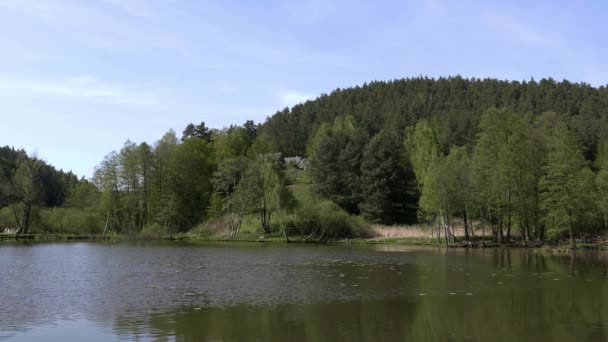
left=0, top=241, right=607, bottom=341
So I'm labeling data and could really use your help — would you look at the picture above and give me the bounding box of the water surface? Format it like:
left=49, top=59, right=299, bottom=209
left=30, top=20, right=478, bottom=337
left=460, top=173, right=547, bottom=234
left=1, top=241, right=607, bottom=341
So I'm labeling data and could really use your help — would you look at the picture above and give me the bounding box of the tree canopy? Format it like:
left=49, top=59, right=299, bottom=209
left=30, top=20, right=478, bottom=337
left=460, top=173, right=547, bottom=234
left=3, top=76, right=608, bottom=244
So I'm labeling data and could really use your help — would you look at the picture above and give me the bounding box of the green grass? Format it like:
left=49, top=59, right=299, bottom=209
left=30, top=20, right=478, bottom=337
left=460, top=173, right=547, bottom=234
left=345, top=236, right=438, bottom=245
left=288, top=170, right=315, bottom=205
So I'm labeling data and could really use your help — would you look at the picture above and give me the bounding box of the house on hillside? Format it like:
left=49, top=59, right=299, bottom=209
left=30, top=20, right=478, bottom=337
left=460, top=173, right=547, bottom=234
left=284, top=156, right=309, bottom=170
left=257, top=153, right=309, bottom=170
left=257, top=152, right=283, bottom=163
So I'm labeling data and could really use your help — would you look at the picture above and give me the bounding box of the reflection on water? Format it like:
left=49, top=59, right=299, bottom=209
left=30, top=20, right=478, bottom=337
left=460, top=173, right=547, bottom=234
left=1, top=242, right=607, bottom=341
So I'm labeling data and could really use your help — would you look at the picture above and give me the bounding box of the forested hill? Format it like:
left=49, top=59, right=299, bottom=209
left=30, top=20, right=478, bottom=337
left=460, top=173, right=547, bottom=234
left=0, top=146, right=82, bottom=208
left=260, top=77, right=608, bottom=160
left=3, top=76, right=608, bottom=245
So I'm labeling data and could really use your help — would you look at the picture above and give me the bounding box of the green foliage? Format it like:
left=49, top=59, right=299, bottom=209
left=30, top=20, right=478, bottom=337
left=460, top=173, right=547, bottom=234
left=540, top=123, right=595, bottom=245
left=211, top=157, right=251, bottom=238
left=309, top=116, right=367, bottom=214
left=288, top=171, right=314, bottom=204
left=260, top=77, right=608, bottom=161
left=213, top=122, right=257, bottom=159
left=182, top=121, right=212, bottom=142
left=65, top=181, right=100, bottom=209
left=168, top=138, right=216, bottom=231
left=207, top=193, right=224, bottom=219
left=289, top=200, right=371, bottom=240
left=412, top=107, right=606, bottom=245
left=38, top=207, right=103, bottom=234
left=596, top=143, right=608, bottom=230
left=404, top=119, right=441, bottom=187
left=359, top=130, right=415, bottom=224
left=7, top=76, right=608, bottom=243
left=239, top=158, right=296, bottom=233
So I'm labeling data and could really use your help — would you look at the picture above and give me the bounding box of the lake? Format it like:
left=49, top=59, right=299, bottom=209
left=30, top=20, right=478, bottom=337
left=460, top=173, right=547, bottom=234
left=0, top=241, right=607, bottom=341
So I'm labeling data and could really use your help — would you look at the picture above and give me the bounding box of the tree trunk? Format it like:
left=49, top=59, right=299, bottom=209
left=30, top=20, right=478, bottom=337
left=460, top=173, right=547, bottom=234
left=167, top=215, right=173, bottom=240
left=436, top=213, right=441, bottom=246
left=497, top=215, right=504, bottom=245
left=260, top=205, right=268, bottom=233
left=539, top=223, right=545, bottom=241
left=283, top=227, right=290, bottom=243
left=469, top=207, right=476, bottom=243
left=22, top=203, right=31, bottom=234
left=520, top=217, right=527, bottom=247
left=506, top=217, right=511, bottom=243
left=447, top=209, right=454, bottom=244
left=440, top=211, right=449, bottom=246
left=102, top=210, right=110, bottom=237
left=463, top=208, right=470, bottom=241
left=506, top=188, right=511, bottom=243
left=479, top=209, right=486, bottom=247
left=568, top=216, right=576, bottom=249
left=485, top=204, right=492, bottom=246
left=15, top=202, right=32, bottom=239
left=267, top=212, right=272, bottom=233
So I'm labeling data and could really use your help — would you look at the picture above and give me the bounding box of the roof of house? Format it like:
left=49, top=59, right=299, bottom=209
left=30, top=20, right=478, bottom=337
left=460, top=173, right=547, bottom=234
left=285, top=156, right=309, bottom=168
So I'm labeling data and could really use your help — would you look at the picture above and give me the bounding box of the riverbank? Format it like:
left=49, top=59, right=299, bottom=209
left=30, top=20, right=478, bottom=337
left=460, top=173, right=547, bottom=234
left=0, top=232, right=119, bottom=241
left=2, top=231, right=607, bottom=251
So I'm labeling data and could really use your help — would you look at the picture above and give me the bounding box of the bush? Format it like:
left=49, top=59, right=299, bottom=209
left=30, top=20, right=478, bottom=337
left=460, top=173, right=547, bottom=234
left=0, top=206, right=43, bottom=233
left=0, top=206, right=17, bottom=229
left=190, top=217, right=225, bottom=236
left=141, top=223, right=166, bottom=236
left=37, top=207, right=103, bottom=234
left=290, top=200, right=372, bottom=240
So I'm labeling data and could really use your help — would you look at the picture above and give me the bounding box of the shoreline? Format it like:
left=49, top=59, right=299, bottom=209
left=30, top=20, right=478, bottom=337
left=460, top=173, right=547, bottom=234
left=2, top=232, right=607, bottom=251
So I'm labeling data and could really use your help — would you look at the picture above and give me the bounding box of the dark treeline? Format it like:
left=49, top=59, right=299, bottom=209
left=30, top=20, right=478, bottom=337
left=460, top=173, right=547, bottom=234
left=258, top=76, right=608, bottom=246
left=0, top=146, right=86, bottom=236
left=2, top=76, right=608, bottom=246
left=260, top=76, right=608, bottom=160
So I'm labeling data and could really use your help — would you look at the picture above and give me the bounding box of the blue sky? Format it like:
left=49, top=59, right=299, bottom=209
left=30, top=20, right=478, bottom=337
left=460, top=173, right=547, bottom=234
left=1, top=0, right=607, bottom=178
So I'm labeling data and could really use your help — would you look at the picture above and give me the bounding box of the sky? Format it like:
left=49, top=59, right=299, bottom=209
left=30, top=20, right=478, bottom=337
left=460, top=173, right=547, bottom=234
left=1, top=0, right=607, bottom=178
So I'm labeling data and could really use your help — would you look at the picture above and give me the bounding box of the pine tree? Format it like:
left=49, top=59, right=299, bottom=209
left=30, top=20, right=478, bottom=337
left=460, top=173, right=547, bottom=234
left=359, top=130, right=411, bottom=224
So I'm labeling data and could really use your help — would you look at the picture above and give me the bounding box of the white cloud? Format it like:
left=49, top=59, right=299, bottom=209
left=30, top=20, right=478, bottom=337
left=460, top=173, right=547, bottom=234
left=100, top=0, right=156, bottom=19
left=482, top=11, right=561, bottom=49
left=424, top=0, right=447, bottom=16
left=0, top=75, right=165, bottom=107
left=0, top=0, right=184, bottom=52
left=276, top=91, right=315, bottom=108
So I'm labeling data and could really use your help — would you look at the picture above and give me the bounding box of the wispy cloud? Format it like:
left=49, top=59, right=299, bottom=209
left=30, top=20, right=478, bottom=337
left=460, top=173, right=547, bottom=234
left=276, top=91, right=316, bottom=108
left=0, top=75, right=165, bottom=107
left=482, top=11, right=562, bottom=49
left=424, top=0, right=447, bottom=16
left=0, top=0, right=183, bottom=52
left=100, top=0, right=156, bottom=19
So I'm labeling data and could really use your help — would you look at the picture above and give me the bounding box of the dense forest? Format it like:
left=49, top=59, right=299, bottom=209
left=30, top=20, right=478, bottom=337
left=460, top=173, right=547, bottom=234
left=2, top=76, right=608, bottom=247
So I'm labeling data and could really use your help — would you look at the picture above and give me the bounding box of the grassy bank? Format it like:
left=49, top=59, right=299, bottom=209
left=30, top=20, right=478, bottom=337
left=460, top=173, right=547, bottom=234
left=3, top=233, right=606, bottom=252
left=0, top=232, right=127, bottom=241
left=3, top=231, right=606, bottom=251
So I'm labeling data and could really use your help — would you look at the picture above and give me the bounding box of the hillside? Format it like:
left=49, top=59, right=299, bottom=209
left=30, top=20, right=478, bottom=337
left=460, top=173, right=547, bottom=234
left=2, top=76, right=608, bottom=246
left=260, top=76, right=608, bottom=161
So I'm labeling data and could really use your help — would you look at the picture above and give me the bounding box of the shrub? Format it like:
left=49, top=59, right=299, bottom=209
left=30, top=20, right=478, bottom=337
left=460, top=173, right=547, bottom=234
left=291, top=200, right=372, bottom=240
left=0, top=206, right=17, bottom=229
left=37, top=207, right=103, bottom=234
left=141, top=223, right=166, bottom=236
left=190, top=217, right=225, bottom=236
